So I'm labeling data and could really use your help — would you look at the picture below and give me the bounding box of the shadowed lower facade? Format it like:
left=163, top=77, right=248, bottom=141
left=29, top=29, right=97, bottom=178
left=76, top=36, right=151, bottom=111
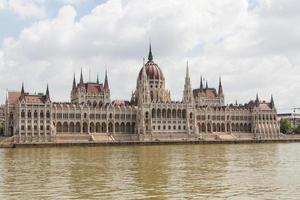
left=4, top=46, right=280, bottom=143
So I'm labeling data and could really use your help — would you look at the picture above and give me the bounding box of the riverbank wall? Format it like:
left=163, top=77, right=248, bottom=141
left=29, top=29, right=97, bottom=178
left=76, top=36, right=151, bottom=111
left=6, top=138, right=300, bottom=148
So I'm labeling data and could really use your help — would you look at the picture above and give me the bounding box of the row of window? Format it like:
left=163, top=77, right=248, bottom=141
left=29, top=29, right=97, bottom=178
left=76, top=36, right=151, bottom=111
left=196, top=115, right=251, bottom=121
left=54, top=113, right=137, bottom=120
left=152, top=125, right=187, bottom=131
left=21, top=110, right=51, bottom=118
left=196, top=115, right=277, bottom=121
left=21, top=120, right=50, bottom=124
left=21, top=125, right=50, bottom=131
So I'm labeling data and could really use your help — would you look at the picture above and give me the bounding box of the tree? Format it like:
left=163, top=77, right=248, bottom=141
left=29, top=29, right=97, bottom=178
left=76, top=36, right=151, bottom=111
left=293, top=124, right=300, bottom=134
left=0, top=123, right=3, bottom=135
left=280, top=118, right=292, bottom=134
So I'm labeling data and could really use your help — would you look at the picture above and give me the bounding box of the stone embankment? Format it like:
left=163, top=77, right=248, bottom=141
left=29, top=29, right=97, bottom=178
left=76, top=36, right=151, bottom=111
left=0, top=137, right=14, bottom=148
left=2, top=134, right=300, bottom=148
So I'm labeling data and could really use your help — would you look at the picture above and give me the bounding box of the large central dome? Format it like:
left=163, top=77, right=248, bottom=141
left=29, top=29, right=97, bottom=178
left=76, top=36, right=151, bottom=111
left=138, top=45, right=164, bottom=80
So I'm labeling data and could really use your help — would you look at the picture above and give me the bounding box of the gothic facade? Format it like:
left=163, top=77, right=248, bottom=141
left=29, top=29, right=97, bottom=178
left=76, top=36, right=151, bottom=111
left=4, top=46, right=281, bottom=143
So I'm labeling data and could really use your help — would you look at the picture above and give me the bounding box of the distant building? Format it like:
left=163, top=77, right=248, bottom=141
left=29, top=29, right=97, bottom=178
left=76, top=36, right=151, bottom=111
left=4, top=45, right=280, bottom=143
left=278, top=113, right=300, bottom=128
left=0, top=105, right=4, bottom=135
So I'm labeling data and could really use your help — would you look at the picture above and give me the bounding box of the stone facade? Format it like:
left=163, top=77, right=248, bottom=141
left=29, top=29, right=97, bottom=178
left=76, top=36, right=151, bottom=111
left=4, top=46, right=280, bottom=142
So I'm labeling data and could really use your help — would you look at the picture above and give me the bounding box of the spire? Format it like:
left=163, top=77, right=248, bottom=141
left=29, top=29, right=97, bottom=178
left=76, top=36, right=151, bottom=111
left=255, top=93, right=259, bottom=103
left=200, top=75, right=203, bottom=92
left=96, top=73, right=99, bottom=84
left=205, top=79, right=208, bottom=89
left=270, top=94, right=275, bottom=109
left=45, top=83, right=50, bottom=100
left=79, top=68, right=84, bottom=85
left=21, top=82, right=24, bottom=95
left=182, top=61, right=194, bottom=104
left=19, top=82, right=25, bottom=100
left=235, top=99, right=238, bottom=105
left=148, top=43, right=153, bottom=62
left=218, top=77, right=223, bottom=96
left=186, top=61, right=190, bottom=79
left=104, top=69, right=109, bottom=91
left=72, top=73, right=76, bottom=90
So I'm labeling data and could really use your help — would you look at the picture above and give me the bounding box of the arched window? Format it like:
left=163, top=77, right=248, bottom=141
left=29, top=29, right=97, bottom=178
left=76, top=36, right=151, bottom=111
left=46, top=111, right=50, bottom=118
left=40, top=110, right=44, bottom=118
left=182, top=110, right=186, bottom=119
left=21, top=110, right=25, bottom=118
left=162, top=109, right=166, bottom=118
left=152, top=109, right=156, bottom=118
left=93, top=101, right=97, bottom=107
left=27, top=110, right=31, bottom=118
left=34, top=110, right=38, bottom=118
left=167, top=109, right=171, bottom=118
left=172, top=109, right=176, bottom=118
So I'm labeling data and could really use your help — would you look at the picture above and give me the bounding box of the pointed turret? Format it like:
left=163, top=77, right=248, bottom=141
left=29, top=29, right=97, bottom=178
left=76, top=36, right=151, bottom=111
left=205, top=80, right=208, bottom=89
left=21, top=82, right=24, bottom=95
left=96, top=73, right=99, bottom=84
left=72, top=73, right=76, bottom=91
left=148, top=43, right=153, bottom=62
left=19, top=82, right=25, bottom=100
left=200, top=75, right=203, bottom=92
left=255, top=93, right=259, bottom=104
left=79, top=68, right=84, bottom=85
left=218, top=77, right=224, bottom=96
left=270, top=94, right=275, bottom=109
left=182, top=61, right=194, bottom=104
left=104, top=70, right=110, bottom=92
left=45, top=83, right=50, bottom=100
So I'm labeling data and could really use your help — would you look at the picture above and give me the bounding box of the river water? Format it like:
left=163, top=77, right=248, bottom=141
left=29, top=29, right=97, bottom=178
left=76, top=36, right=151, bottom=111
left=0, top=143, right=300, bottom=199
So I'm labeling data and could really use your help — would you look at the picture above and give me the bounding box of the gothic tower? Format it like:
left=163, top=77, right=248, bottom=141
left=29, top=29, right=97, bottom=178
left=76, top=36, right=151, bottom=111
left=182, top=62, right=194, bottom=105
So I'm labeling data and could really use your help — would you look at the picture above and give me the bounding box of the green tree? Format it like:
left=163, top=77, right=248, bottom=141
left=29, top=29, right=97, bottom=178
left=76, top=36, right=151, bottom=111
left=280, top=118, right=292, bottom=134
left=293, top=124, right=300, bottom=134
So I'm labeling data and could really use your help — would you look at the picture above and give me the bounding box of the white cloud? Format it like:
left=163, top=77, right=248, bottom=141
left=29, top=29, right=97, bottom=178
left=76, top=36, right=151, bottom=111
left=0, top=0, right=46, bottom=18
left=0, top=0, right=300, bottom=112
left=60, top=0, right=87, bottom=6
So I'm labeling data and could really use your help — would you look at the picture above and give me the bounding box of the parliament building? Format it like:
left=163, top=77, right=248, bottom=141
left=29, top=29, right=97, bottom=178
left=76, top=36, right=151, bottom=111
left=4, top=45, right=281, bottom=143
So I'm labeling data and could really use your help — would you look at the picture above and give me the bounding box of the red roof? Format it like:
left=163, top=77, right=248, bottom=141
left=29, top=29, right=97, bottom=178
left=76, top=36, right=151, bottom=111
left=24, top=95, right=46, bottom=104
left=138, top=61, right=164, bottom=80
left=193, top=88, right=218, bottom=98
left=7, top=92, right=21, bottom=105
left=76, top=83, right=104, bottom=94
left=258, top=103, right=272, bottom=110
left=86, top=83, right=104, bottom=94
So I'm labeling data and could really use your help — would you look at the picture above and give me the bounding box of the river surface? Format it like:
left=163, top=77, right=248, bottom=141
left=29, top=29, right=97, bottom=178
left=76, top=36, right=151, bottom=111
left=0, top=143, right=300, bottom=199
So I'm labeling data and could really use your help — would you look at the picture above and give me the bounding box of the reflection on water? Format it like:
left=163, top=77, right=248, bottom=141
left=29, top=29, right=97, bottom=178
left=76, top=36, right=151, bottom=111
left=0, top=144, right=300, bottom=199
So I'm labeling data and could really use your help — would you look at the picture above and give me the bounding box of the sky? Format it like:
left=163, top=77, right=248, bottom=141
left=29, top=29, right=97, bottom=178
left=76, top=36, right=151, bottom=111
left=0, top=0, right=299, bottom=113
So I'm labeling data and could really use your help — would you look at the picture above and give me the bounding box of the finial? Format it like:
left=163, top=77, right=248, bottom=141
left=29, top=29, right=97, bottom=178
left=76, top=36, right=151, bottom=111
left=218, top=76, right=223, bottom=96
left=21, top=82, right=24, bottom=94
left=80, top=67, right=83, bottom=84
left=104, top=69, right=109, bottom=91
left=148, top=43, right=153, bottom=62
left=270, top=94, right=275, bottom=108
left=46, top=83, right=50, bottom=98
left=186, top=60, right=189, bottom=78
left=200, top=75, right=203, bottom=91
